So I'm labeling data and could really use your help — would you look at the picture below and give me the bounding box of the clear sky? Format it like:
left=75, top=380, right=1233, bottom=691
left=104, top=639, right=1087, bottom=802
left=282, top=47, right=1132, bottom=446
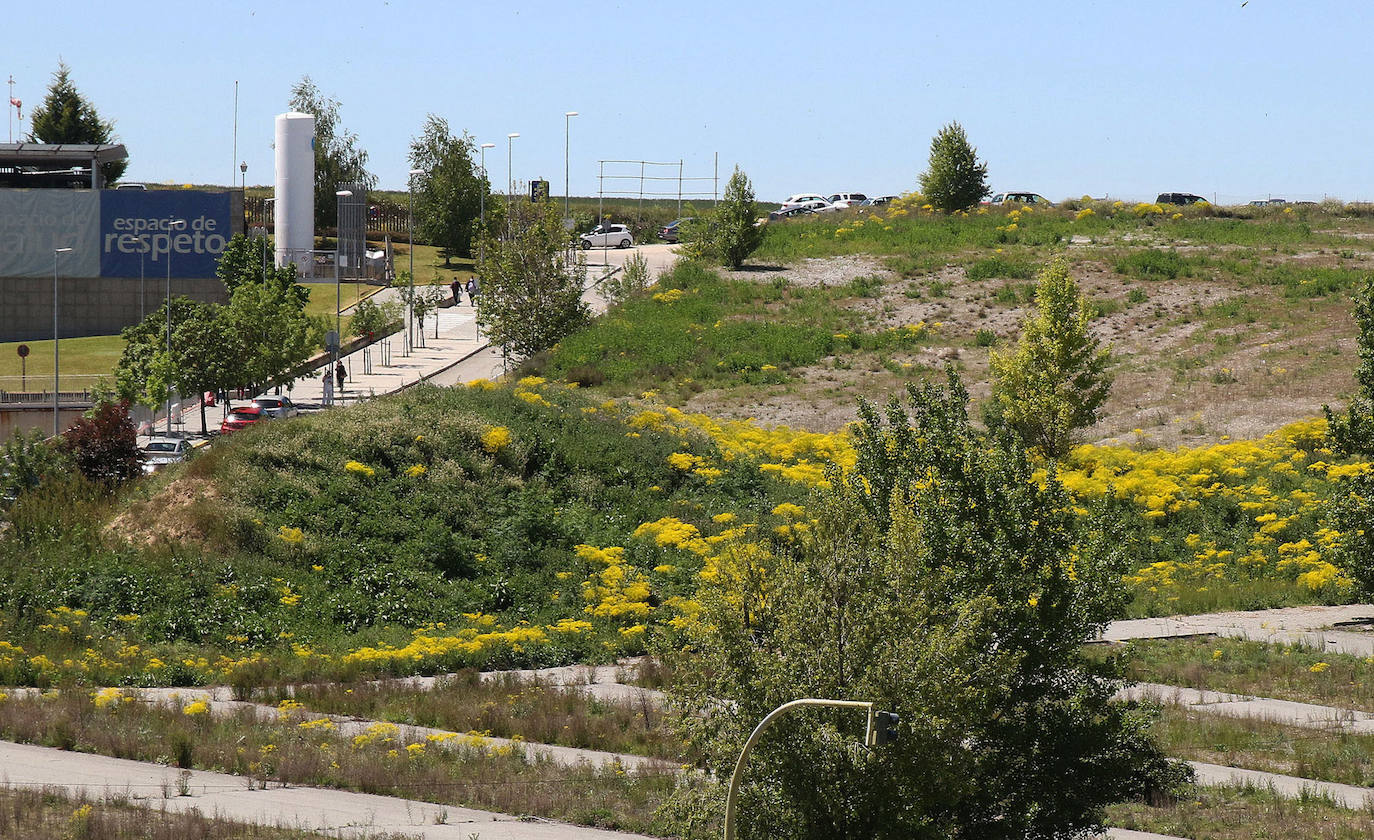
left=4, top=1, right=1369, bottom=204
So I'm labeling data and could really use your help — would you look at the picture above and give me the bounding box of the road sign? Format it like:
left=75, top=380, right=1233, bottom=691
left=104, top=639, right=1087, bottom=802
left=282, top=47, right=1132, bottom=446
left=325, top=330, right=339, bottom=352
left=16, top=344, right=28, bottom=358
left=530, top=180, right=550, bottom=202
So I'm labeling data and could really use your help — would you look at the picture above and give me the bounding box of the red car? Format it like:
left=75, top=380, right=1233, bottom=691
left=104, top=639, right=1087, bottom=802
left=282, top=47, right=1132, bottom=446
left=220, top=405, right=269, bottom=434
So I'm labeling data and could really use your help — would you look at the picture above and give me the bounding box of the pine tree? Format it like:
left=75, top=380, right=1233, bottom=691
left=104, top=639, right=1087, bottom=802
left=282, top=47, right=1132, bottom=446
left=989, top=258, right=1112, bottom=458
left=27, top=61, right=127, bottom=184
left=917, top=121, right=989, bottom=213
left=682, top=166, right=764, bottom=268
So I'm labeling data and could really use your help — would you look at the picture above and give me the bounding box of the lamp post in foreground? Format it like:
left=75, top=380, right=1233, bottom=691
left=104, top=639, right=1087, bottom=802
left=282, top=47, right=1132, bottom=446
left=564, top=111, right=578, bottom=223
left=334, top=190, right=353, bottom=376
left=406, top=169, right=423, bottom=351
left=164, top=219, right=186, bottom=435
left=52, top=246, right=72, bottom=436
left=506, top=132, right=519, bottom=218
left=722, top=698, right=898, bottom=840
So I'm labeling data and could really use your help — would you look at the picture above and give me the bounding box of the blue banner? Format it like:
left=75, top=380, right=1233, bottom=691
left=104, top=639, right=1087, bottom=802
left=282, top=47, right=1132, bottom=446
left=99, top=190, right=232, bottom=278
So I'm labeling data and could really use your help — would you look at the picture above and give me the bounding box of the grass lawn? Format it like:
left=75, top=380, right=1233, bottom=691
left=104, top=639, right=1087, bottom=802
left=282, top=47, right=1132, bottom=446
left=390, top=242, right=475, bottom=286
left=1124, top=637, right=1374, bottom=711
left=1154, top=706, right=1374, bottom=787
left=1106, top=784, right=1374, bottom=839
left=0, top=334, right=125, bottom=390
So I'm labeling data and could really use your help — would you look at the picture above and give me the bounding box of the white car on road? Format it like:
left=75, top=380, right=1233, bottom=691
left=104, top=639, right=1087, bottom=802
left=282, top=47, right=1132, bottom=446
left=580, top=224, right=634, bottom=250
left=779, top=193, right=828, bottom=210
left=140, top=437, right=191, bottom=474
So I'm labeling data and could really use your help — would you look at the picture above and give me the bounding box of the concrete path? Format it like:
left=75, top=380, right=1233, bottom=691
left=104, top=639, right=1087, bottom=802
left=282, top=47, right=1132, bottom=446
left=1101, top=604, right=1374, bottom=644
left=1189, top=759, right=1374, bottom=809
left=1122, top=682, right=1374, bottom=732
left=0, top=739, right=656, bottom=840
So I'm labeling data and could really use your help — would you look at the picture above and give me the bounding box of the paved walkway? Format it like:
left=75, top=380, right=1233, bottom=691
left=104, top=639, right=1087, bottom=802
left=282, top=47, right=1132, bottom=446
left=1101, top=604, right=1374, bottom=644
left=0, top=740, right=656, bottom=840
left=1122, top=682, right=1374, bottom=732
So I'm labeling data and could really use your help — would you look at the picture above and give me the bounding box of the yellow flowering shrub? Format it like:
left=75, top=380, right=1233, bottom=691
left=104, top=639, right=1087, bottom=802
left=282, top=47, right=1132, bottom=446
left=481, top=425, right=512, bottom=453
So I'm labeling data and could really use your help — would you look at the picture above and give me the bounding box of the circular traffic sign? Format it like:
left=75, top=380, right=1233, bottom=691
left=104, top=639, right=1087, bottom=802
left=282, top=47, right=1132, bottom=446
left=16, top=344, right=29, bottom=358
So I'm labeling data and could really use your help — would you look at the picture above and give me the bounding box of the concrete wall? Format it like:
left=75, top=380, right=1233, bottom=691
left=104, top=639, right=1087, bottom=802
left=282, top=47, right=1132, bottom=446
left=0, top=405, right=89, bottom=440
left=0, top=276, right=229, bottom=342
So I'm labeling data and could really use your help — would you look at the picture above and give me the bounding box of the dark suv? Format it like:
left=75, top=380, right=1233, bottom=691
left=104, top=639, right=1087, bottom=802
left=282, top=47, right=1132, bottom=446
left=1157, top=193, right=1208, bottom=206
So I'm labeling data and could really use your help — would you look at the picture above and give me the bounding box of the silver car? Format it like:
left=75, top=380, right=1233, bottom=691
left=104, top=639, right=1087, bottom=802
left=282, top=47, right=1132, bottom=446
left=140, top=437, right=190, bottom=474
left=252, top=395, right=300, bottom=419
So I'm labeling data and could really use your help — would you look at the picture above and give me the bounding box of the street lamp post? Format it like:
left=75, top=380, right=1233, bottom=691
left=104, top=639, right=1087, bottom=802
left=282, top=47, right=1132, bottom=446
left=564, top=112, right=578, bottom=223
left=506, top=132, right=519, bottom=219
left=479, top=143, right=495, bottom=247
left=334, top=190, right=353, bottom=377
left=137, top=234, right=147, bottom=320
left=239, top=161, right=247, bottom=191
left=164, top=219, right=186, bottom=435
left=406, top=169, right=423, bottom=351
left=52, top=247, right=72, bottom=436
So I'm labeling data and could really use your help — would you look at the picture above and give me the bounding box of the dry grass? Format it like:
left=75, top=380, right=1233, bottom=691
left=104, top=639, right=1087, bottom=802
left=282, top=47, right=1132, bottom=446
left=0, top=689, right=693, bottom=836
left=0, top=785, right=378, bottom=839
left=1107, top=783, right=1374, bottom=839
left=1125, top=637, right=1374, bottom=712
left=282, top=671, right=684, bottom=760
left=1155, top=706, right=1374, bottom=786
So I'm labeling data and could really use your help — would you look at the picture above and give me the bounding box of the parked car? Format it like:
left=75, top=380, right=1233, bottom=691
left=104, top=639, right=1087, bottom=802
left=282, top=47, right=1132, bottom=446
left=220, top=405, right=270, bottom=434
left=659, top=218, right=694, bottom=243
left=580, top=224, right=634, bottom=250
left=826, top=192, right=869, bottom=209
left=139, top=437, right=190, bottom=474
left=1248, top=198, right=1286, bottom=206
left=988, top=192, right=1053, bottom=207
left=252, top=395, right=299, bottom=419
left=768, top=205, right=818, bottom=221
left=1157, top=192, right=1209, bottom=206
left=860, top=196, right=900, bottom=206
left=779, top=193, right=828, bottom=210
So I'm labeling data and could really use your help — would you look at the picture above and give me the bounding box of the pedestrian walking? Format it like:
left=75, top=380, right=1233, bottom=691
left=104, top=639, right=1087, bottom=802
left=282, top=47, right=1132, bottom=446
left=465, top=276, right=479, bottom=306
left=450, top=277, right=462, bottom=306
left=321, top=368, right=334, bottom=407
left=335, top=361, right=347, bottom=392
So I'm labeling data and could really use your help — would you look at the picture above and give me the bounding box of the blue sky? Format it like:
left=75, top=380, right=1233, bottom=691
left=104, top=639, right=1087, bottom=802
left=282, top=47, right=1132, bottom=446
left=5, top=1, right=1369, bottom=204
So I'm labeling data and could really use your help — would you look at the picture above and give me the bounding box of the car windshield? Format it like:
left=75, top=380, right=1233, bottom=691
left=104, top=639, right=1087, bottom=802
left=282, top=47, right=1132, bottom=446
left=256, top=399, right=281, bottom=408
left=144, top=442, right=177, bottom=453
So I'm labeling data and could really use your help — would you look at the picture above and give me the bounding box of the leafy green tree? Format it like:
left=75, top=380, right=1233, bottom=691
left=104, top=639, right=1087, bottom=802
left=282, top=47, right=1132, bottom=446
left=288, top=76, right=375, bottom=227
left=215, top=234, right=307, bottom=307
left=348, top=295, right=402, bottom=340
left=223, top=280, right=324, bottom=392
left=603, top=251, right=652, bottom=306
left=475, top=198, right=590, bottom=360
left=27, top=61, right=127, bottom=184
left=670, top=370, right=1183, bottom=840
left=683, top=166, right=765, bottom=268
left=114, top=297, right=207, bottom=409
left=1325, top=276, right=1374, bottom=455
left=988, top=258, right=1112, bottom=458
left=0, top=431, right=70, bottom=513
left=918, top=121, right=989, bottom=213
left=409, top=115, right=488, bottom=263
left=169, top=305, right=239, bottom=435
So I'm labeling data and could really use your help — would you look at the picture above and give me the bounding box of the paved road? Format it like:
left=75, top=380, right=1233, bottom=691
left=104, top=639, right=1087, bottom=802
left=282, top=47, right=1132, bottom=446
left=1100, top=604, right=1374, bottom=644
left=1122, top=682, right=1374, bottom=732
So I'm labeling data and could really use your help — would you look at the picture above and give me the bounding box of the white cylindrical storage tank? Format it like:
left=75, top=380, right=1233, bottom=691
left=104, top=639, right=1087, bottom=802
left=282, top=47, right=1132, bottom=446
left=274, top=112, right=315, bottom=274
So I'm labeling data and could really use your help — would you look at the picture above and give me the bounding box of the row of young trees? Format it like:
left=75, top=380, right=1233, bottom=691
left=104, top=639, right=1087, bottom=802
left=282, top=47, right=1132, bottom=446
left=114, top=236, right=323, bottom=433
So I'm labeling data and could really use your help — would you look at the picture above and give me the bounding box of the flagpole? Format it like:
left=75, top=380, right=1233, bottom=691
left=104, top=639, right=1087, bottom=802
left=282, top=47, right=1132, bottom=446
left=7, top=75, right=13, bottom=144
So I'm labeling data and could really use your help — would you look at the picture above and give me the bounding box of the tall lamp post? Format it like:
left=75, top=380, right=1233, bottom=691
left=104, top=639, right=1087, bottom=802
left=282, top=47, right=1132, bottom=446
left=479, top=143, right=495, bottom=246
left=137, top=233, right=148, bottom=320
left=506, top=132, right=519, bottom=217
left=164, top=219, right=186, bottom=435
left=334, top=190, right=353, bottom=374
left=239, top=161, right=247, bottom=191
left=406, top=168, right=423, bottom=350
left=564, top=112, right=578, bottom=223
left=52, top=247, right=72, bottom=436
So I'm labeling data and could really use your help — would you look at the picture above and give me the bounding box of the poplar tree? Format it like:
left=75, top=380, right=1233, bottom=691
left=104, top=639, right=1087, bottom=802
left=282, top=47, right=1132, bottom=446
left=989, top=258, right=1112, bottom=458
left=918, top=121, right=989, bottom=213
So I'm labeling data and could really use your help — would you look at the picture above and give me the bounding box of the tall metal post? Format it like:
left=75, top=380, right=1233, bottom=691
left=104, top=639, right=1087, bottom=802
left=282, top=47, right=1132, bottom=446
left=506, top=132, right=520, bottom=228
left=138, top=235, right=146, bottom=320
left=52, top=247, right=72, bottom=436
left=480, top=143, right=495, bottom=263
left=564, top=111, right=578, bottom=223
left=722, top=699, right=878, bottom=840
left=335, top=190, right=352, bottom=356
left=407, top=169, right=422, bottom=351
left=164, top=219, right=185, bottom=435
